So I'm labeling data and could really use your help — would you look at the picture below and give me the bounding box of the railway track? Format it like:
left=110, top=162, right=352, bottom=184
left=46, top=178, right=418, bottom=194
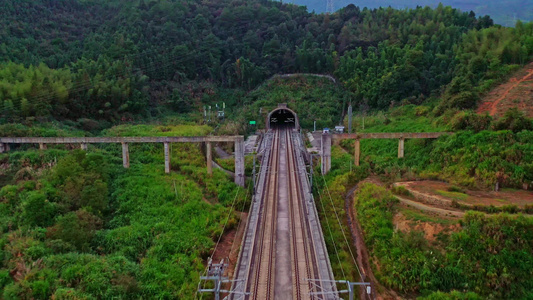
left=243, top=127, right=322, bottom=300
left=286, top=128, right=319, bottom=299
left=248, top=129, right=281, bottom=299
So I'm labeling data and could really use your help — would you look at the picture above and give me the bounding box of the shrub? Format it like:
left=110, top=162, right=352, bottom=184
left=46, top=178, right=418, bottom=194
left=492, top=108, right=533, bottom=132
left=447, top=185, right=465, bottom=193
left=391, top=185, right=411, bottom=196
left=501, top=204, right=519, bottom=214
left=447, top=91, right=480, bottom=110
left=52, top=288, right=95, bottom=300
left=449, top=111, right=492, bottom=132
left=47, top=210, right=103, bottom=252
left=22, top=192, right=57, bottom=227
left=0, top=270, right=11, bottom=290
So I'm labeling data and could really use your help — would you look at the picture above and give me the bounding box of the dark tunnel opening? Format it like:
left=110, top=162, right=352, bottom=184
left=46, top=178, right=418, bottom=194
left=269, top=109, right=296, bottom=129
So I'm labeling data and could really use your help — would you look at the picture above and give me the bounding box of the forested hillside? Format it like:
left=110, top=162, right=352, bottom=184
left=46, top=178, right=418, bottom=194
left=1, top=0, right=532, bottom=127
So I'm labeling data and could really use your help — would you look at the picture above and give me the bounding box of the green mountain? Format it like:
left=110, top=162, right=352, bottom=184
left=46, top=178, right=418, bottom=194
left=1, top=0, right=531, bottom=128
left=288, top=0, right=533, bottom=27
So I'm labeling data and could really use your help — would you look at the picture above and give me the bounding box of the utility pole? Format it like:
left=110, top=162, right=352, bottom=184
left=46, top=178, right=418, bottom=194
left=198, top=258, right=228, bottom=300
left=348, top=104, right=353, bottom=133
left=310, top=154, right=314, bottom=193
left=326, top=0, right=335, bottom=13
left=198, top=258, right=249, bottom=299
left=308, top=279, right=374, bottom=300
left=252, top=154, right=257, bottom=195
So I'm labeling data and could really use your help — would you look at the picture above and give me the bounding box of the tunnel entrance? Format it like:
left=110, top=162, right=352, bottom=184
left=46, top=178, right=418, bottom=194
left=266, top=104, right=299, bottom=130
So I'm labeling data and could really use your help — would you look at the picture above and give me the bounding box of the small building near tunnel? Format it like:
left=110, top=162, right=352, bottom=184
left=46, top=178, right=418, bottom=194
left=266, top=103, right=300, bottom=130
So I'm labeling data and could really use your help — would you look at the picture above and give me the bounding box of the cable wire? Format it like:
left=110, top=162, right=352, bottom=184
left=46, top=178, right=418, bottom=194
left=313, top=173, right=347, bottom=281
left=320, top=173, right=364, bottom=280
left=195, top=186, right=242, bottom=300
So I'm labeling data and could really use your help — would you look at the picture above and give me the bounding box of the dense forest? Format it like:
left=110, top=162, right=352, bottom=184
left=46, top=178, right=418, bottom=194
left=1, top=0, right=532, bottom=126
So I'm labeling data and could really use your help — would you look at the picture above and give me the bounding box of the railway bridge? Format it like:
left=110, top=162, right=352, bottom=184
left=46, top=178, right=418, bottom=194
left=231, top=104, right=337, bottom=299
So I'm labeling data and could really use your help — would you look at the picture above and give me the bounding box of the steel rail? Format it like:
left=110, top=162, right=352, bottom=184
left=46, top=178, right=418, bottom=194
left=287, top=129, right=321, bottom=300
left=248, top=129, right=280, bottom=300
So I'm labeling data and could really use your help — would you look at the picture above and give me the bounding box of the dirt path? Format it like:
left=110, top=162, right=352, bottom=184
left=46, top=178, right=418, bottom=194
left=346, top=184, right=400, bottom=300
left=394, top=195, right=465, bottom=217
left=344, top=179, right=464, bottom=299
left=210, top=211, right=248, bottom=279
left=478, top=62, right=533, bottom=117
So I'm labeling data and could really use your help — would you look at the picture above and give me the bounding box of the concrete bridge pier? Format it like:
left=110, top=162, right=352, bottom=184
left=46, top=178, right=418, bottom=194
left=206, top=141, right=212, bottom=175
left=0, top=143, right=8, bottom=153
left=39, top=143, right=47, bottom=150
left=122, top=142, right=130, bottom=168
left=164, top=142, right=170, bottom=174
left=234, top=137, right=245, bottom=187
left=398, top=138, right=405, bottom=158
left=354, top=139, right=360, bottom=166
left=321, top=133, right=331, bottom=175
left=81, top=143, right=88, bottom=151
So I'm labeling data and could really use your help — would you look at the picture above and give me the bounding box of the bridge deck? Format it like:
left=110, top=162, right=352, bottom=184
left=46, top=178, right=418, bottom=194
left=0, top=136, right=240, bottom=143
left=232, top=128, right=336, bottom=299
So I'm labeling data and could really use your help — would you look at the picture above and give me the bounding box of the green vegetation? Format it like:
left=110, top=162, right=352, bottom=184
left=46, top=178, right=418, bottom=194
left=436, top=190, right=469, bottom=201
left=398, top=206, right=457, bottom=225
left=0, top=0, right=532, bottom=128
left=355, top=182, right=533, bottom=299
left=242, top=76, right=348, bottom=130
left=339, top=106, right=533, bottom=189
left=313, top=146, right=369, bottom=282
left=1, top=0, right=533, bottom=298
left=0, top=124, right=248, bottom=298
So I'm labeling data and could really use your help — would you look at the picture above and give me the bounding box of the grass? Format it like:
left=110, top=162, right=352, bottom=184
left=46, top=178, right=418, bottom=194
left=399, top=206, right=458, bottom=225
left=102, top=124, right=212, bottom=137
left=436, top=190, right=469, bottom=201
left=347, top=105, right=447, bottom=133
left=214, top=156, right=254, bottom=176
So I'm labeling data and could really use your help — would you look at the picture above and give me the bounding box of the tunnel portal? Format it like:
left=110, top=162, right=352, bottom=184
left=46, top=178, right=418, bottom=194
left=267, top=104, right=299, bottom=130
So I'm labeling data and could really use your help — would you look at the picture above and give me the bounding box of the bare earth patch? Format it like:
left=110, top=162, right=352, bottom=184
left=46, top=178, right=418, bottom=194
left=393, top=209, right=460, bottom=243
left=396, top=181, right=533, bottom=208
left=210, top=212, right=248, bottom=280
left=477, top=62, right=533, bottom=117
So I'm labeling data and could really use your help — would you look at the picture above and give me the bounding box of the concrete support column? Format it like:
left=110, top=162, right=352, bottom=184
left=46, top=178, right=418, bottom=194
left=321, top=133, right=332, bottom=175
left=0, top=143, right=6, bottom=153
left=81, top=143, right=88, bottom=151
left=39, top=143, right=47, bottom=150
left=234, top=137, right=245, bottom=187
left=398, top=138, right=405, bottom=158
left=354, top=139, right=360, bottom=167
left=206, top=141, right=212, bottom=175
left=164, top=142, right=170, bottom=174
left=122, top=142, right=130, bottom=169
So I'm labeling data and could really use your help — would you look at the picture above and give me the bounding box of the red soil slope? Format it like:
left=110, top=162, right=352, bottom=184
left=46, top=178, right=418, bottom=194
left=477, top=62, right=533, bottom=118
